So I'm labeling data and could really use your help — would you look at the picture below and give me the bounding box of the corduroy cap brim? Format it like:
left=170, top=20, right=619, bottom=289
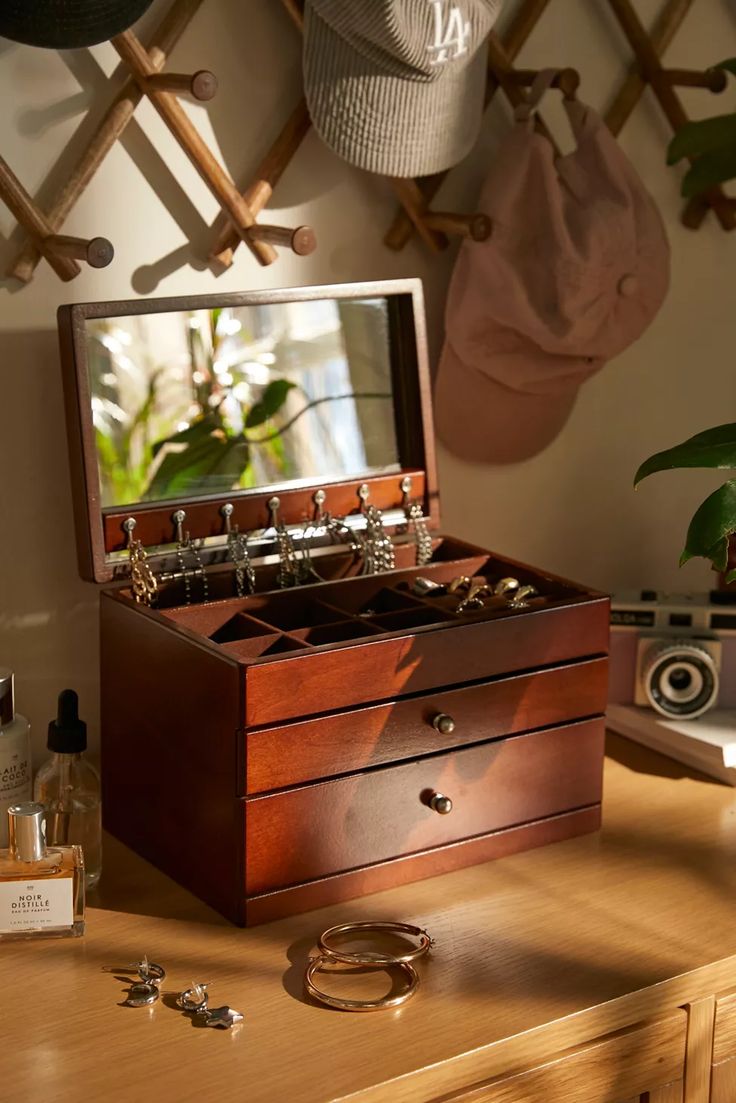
left=0, top=0, right=153, bottom=49
left=303, top=2, right=492, bottom=178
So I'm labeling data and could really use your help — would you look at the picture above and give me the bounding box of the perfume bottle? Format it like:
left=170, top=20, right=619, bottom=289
left=34, top=690, right=101, bottom=890
left=0, top=802, right=85, bottom=940
left=0, top=668, right=31, bottom=848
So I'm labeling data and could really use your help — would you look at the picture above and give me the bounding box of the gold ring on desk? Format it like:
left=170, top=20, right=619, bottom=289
left=318, top=921, right=434, bottom=966
left=304, top=955, right=419, bottom=1012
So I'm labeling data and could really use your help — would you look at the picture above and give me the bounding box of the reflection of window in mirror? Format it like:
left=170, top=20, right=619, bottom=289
left=86, top=298, right=400, bottom=509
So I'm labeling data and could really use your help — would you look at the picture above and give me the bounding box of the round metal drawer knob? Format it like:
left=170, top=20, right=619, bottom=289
left=429, top=792, right=453, bottom=815
left=432, top=713, right=456, bottom=735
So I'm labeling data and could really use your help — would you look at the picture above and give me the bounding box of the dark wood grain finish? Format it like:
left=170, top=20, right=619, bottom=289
left=100, top=591, right=243, bottom=920
left=243, top=598, right=610, bottom=725
left=243, top=803, right=601, bottom=925
left=244, top=718, right=604, bottom=894
left=245, top=657, right=609, bottom=793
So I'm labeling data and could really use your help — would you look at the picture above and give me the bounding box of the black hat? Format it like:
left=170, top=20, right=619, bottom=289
left=0, top=0, right=154, bottom=50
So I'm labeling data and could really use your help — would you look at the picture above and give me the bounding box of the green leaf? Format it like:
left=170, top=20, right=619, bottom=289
left=635, top=423, right=736, bottom=485
left=151, top=412, right=223, bottom=458
left=679, top=480, right=736, bottom=572
left=144, top=432, right=249, bottom=500
left=245, top=380, right=295, bottom=428
left=726, top=568, right=736, bottom=584
left=715, top=58, right=736, bottom=78
left=681, top=145, right=736, bottom=197
left=667, top=113, right=736, bottom=164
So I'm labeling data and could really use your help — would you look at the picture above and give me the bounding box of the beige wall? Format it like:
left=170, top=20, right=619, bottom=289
left=1, top=0, right=734, bottom=756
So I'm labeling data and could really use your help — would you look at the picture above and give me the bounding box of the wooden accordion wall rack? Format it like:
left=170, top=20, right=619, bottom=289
left=1, top=0, right=734, bottom=285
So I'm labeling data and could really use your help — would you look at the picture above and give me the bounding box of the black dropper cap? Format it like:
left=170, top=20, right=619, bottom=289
left=48, top=689, right=87, bottom=753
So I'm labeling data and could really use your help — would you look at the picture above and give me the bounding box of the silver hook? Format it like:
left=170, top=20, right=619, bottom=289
left=268, top=496, right=281, bottom=528
left=312, top=488, right=326, bottom=524
left=400, top=475, right=413, bottom=510
left=172, top=509, right=186, bottom=545
left=123, top=517, right=137, bottom=546
left=221, top=502, right=234, bottom=536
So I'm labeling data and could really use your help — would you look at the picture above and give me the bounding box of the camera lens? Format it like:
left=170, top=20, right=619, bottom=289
left=642, top=640, right=719, bottom=719
left=667, top=668, right=692, bottom=692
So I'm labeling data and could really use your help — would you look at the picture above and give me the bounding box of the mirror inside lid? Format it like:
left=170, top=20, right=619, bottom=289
left=58, top=278, right=438, bottom=583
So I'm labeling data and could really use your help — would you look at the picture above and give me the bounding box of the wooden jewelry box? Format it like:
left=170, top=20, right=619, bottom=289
left=58, top=278, right=609, bottom=926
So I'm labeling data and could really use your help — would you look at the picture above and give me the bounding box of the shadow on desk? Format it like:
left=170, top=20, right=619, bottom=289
left=89, top=833, right=229, bottom=926
left=606, top=730, right=726, bottom=786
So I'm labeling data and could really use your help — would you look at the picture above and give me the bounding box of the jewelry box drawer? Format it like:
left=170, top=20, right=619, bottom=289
left=244, top=716, right=604, bottom=894
left=242, top=598, right=609, bottom=725
left=244, top=657, right=608, bottom=794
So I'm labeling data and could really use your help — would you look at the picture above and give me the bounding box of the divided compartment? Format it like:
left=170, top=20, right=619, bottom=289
left=290, top=620, right=382, bottom=646
left=219, top=633, right=309, bottom=662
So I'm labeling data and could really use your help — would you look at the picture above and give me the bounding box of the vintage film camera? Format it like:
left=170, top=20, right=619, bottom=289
left=609, top=590, right=736, bottom=719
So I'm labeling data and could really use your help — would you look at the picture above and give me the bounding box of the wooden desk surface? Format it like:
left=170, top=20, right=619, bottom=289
left=4, top=734, right=736, bottom=1103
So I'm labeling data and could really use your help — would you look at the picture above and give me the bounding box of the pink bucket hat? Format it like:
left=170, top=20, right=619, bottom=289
left=435, top=72, right=670, bottom=464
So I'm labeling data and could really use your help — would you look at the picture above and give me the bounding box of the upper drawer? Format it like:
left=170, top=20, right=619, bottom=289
left=242, top=598, right=609, bottom=726
left=244, top=716, right=604, bottom=894
left=245, top=657, right=608, bottom=794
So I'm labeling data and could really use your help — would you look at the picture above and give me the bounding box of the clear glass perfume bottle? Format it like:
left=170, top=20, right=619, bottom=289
left=34, top=690, right=101, bottom=890
left=0, top=802, right=85, bottom=941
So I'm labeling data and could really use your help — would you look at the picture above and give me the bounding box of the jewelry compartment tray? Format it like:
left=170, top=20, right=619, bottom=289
left=142, top=537, right=609, bottom=724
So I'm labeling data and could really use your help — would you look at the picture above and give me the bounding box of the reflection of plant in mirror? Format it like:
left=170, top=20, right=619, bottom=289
left=144, top=310, right=294, bottom=500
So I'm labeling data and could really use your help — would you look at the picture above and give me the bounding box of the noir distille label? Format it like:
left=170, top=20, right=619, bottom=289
left=0, top=877, right=73, bottom=932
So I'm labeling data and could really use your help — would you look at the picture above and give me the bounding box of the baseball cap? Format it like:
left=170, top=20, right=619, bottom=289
left=435, top=74, right=670, bottom=463
left=0, top=0, right=153, bottom=49
left=304, top=0, right=503, bottom=178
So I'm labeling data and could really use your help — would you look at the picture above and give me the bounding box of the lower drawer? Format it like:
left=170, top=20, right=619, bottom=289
left=244, top=716, right=604, bottom=894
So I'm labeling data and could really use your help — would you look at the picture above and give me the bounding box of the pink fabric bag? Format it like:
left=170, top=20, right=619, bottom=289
left=435, top=71, right=670, bottom=464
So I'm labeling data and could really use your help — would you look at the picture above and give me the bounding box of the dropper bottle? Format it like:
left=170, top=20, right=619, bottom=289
left=33, top=690, right=101, bottom=890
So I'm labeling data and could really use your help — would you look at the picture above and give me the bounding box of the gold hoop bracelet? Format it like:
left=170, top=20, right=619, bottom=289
left=318, top=921, right=434, bottom=967
left=304, top=955, right=419, bottom=1012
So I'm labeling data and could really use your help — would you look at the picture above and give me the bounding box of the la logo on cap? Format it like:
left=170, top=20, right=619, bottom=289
left=428, top=0, right=471, bottom=65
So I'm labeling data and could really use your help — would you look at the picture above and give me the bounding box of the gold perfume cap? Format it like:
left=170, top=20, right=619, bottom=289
left=8, top=802, right=46, bottom=862
left=0, top=668, right=14, bottom=726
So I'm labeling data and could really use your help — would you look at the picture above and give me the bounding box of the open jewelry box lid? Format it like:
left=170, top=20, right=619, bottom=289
left=58, top=278, right=439, bottom=585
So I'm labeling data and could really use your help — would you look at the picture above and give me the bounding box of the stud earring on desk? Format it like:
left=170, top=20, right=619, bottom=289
left=221, top=503, right=255, bottom=597
left=177, top=981, right=243, bottom=1029
left=124, top=517, right=158, bottom=607
left=121, top=955, right=166, bottom=1007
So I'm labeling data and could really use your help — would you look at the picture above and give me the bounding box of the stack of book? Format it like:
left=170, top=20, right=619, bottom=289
left=607, top=704, right=736, bottom=785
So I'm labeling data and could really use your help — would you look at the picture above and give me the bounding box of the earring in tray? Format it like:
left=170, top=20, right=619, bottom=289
left=173, top=509, right=209, bottom=606
left=124, top=518, right=158, bottom=607
left=221, top=504, right=255, bottom=598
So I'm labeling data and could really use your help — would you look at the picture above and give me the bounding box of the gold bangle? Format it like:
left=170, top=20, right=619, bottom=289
left=304, top=955, right=419, bottom=1012
left=318, top=921, right=434, bottom=966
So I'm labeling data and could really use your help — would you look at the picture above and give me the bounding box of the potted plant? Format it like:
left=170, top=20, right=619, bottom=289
left=635, top=424, right=736, bottom=583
